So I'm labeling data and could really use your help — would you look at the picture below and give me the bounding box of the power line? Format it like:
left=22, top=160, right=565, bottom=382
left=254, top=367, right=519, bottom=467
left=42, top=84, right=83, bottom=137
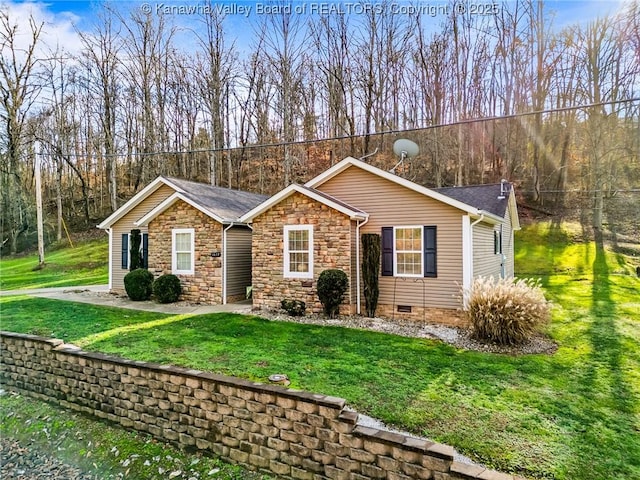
left=46, top=97, right=640, bottom=159
left=519, top=189, right=640, bottom=194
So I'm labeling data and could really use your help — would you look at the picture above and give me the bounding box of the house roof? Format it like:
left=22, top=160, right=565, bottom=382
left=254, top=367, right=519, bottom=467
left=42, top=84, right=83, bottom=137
left=97, top=176, right=268, bottom=229
left=434, top=183, right=511, bottom=218
left=305, top=157, right=507, bottom=224
left=149, top=178, right=269, bottom=224
left=239, top=183, right=368, bottom=223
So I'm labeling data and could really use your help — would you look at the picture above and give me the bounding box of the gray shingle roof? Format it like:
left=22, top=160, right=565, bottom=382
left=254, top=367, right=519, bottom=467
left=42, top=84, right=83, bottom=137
left=434, top=183, right=512, bottom=218
left=165, top=177, right=269, bottom=222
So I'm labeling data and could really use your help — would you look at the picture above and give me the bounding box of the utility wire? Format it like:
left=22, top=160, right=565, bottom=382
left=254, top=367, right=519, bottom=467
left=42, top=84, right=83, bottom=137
left=46, top=97, right=640, bottom=159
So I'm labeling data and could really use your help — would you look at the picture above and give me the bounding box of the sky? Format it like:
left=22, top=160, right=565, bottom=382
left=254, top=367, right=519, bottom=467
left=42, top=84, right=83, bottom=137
left=4, top=0, right=630, bottom=53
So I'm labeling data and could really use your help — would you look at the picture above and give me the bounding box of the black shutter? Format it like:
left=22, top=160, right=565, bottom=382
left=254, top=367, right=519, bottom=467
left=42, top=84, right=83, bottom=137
left=424, top=226, right=437, bottom=277
left=494, top=230, right=499, bottom=254
left=142, top=233, right=149, bottom=268
left=121, top=234, right=129, bottom=269
left=381, top=227, right=394, bottom=276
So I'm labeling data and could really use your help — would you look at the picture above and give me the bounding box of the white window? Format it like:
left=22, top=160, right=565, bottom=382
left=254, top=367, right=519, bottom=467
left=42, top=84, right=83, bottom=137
left=394, top=226, right=423, bottom=277
left=172, top=228, right=194, bottom=275
left=284, top=225, right=313, bottom=279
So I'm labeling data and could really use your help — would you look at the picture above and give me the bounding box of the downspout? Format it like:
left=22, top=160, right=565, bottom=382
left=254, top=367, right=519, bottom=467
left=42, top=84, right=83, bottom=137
left=222, top=222, right=235, bottom=305
left=355, top=216, right=370, bottom=315
left=107, top=228, right=113, bottom=291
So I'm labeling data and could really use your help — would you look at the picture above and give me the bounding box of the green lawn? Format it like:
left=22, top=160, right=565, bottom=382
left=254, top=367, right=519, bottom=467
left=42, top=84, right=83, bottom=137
left=0, top=237, right=108, bottom=290
left=1, top=223, right=639, bottom=479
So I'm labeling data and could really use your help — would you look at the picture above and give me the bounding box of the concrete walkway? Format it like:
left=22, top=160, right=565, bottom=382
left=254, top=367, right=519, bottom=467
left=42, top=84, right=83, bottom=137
left=0, top=285, right=253, bottom=315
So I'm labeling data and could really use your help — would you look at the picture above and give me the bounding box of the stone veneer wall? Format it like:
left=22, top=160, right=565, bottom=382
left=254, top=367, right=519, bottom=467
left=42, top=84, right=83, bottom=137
left=252, top=192, right=354, bottom=314
left=148, top=201, right=223, bottom=304
left=1, top=332, right=523, bottom=480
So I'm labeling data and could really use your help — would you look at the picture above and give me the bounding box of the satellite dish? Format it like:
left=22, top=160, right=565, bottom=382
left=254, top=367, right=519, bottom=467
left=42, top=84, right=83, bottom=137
left=390, top=139, right=419, bottom=174
left=393, top=139, right=420, bottom=159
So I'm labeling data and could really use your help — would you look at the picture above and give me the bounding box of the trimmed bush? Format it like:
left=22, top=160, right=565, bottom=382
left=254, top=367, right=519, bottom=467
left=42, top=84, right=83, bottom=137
left=129, top=229, right=143, bottom=270
left=317, top=269, right=349, bottom=318
left=153, top=274, right=182, bottom=303
left=463, top=276, right=551, bottom=345
left=361, top=233, right=380, bottom=317
left=124, top=268, right=154, bottom=301
left=281, top=299, right=306, bottom=316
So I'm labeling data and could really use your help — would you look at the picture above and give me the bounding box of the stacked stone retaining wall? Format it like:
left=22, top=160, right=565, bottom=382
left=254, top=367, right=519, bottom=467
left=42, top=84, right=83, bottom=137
left=0, top=332, right=524, bottom=480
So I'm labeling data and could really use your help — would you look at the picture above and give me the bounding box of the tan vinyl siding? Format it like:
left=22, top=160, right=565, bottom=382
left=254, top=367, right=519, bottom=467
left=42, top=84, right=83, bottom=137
left=226, top=226, right=253, bottom=298
left=318, top=166, right=464, bottom=310
left=473, top=222, right=502, bottom=279
left=110, top=184, right=175, bottom=290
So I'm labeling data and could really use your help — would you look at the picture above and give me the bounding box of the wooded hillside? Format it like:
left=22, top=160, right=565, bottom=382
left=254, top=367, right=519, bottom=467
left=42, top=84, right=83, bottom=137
left=1, top=0, right=639, bottom=254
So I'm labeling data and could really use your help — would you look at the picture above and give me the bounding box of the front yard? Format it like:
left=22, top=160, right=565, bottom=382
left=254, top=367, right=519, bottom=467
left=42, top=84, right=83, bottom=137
left=1, top=223, right=639, bottom=479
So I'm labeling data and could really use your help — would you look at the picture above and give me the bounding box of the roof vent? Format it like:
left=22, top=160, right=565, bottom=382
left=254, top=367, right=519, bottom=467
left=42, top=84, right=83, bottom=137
left=499, top=179, right=510, bottom=199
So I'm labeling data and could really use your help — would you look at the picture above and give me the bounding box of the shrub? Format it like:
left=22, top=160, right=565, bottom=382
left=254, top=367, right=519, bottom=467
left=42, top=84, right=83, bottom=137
left=124, top=268, right=154, bottom=301
left=361, top=233, right=380, bottom=317
left=129, top=229, right=143, bottom=270
left=317, top=269, right=349, bottom=318
left=152, top=274, right=182, bottom=303
left=281, top=299, right=306, bottom=316
left=463, top=276, right=551, bottom=345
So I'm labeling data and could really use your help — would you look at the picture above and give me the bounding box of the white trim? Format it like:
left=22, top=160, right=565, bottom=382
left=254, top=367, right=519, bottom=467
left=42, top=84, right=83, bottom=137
left=508, top=189, right=521, bottom=230
left=283, top=225, right=314, bottom=279
left=97, top=176, right=185, bottom=229
left=172, top=228, right=195, bottom=275
left=107, top=228, right=113, bottom=290
left=462, top=215, right=473, bottom=308
left=136, top=192, right=225, bottom=226
left=305, top=157, right=487, bottom=217
left=393, top=226, right=424, bottom=278
left=240, top=184, right=367, bottom=223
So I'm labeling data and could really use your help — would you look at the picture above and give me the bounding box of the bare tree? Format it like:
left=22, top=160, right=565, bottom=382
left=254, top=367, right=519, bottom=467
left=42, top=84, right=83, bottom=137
left=0, top=10, right=43, bottom=253
left=119, top=8, right=176, bottom=189
left=77, top=4, right=122, bottom=212
left=194, top=3, right=237, bottom=186
left=310, top=12, right=357, bottom=144
left=253, top=7, right=308, bottom=185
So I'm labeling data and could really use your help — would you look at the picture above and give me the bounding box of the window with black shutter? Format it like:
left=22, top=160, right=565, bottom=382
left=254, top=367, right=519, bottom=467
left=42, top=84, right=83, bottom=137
left=382, top=226, right=437, bottom=278
left=494, top=230, right=502, bottom=255
left=381, top=227, right=394, bottom=276
left=121, top=234, right=129, bottom=269
left=142, top=233, right=149, bottom=268
left=424, top=226, right=437, bottom=277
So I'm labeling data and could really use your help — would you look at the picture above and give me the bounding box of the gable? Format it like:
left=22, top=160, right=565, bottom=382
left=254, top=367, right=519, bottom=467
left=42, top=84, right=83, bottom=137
left=149, top=198, right=222, bottom=230
left=97, top=179, right=177, bottom=229
left=98, top=176, right=268, bottom=230
left=240, top=183, right=367, bottom=223
left=306, top=157, right=495, bottom=219
left=107, top=183, right=176, bottom=230
left=315, top=165, right=468, bottom=229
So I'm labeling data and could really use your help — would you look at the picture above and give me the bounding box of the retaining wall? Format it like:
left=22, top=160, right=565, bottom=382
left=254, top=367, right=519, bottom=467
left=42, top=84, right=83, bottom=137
left=0, top=332, right=523, bottom=480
